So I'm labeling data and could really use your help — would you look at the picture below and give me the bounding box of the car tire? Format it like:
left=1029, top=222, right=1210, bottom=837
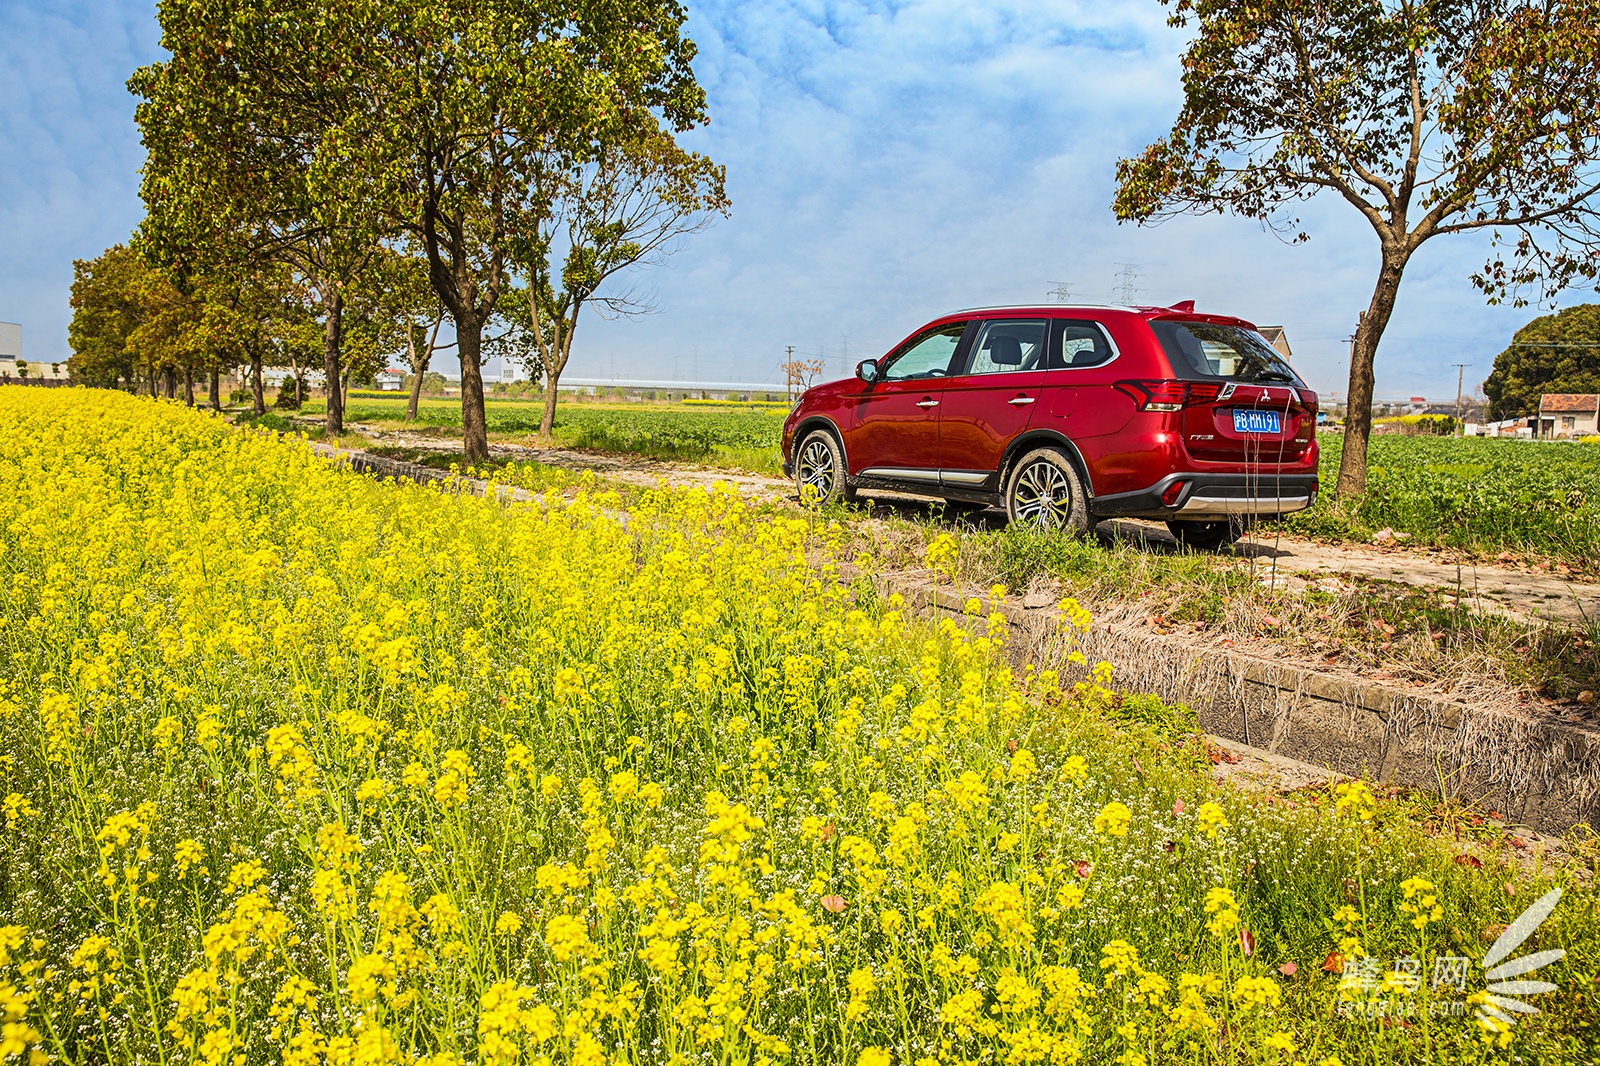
left=1166, top=517, right=1250, bottom=551
left=1003, top=448, right=1090, bottom=533
left=794, top=429, right=855, bottom=505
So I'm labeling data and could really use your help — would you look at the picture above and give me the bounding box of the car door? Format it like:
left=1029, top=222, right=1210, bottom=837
left=1033, top=317, right=1122, bottom=440
left=936, top=318, right=1051, bottom=488
left=846, top=321, right=971, bottom=482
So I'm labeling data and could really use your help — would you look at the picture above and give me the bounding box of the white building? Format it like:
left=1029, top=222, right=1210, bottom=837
left=375, top=367, right=406, bottom=391
left=0, top=322, right=19, bottom=364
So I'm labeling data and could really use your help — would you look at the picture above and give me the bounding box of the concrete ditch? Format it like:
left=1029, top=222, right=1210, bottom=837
left=317, top=441, right=1600, bottom=833
left=870, top=572, right=1600, bottom=834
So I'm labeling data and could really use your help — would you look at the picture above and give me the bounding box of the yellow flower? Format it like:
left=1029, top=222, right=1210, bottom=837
left=1099, top=939, right=1140, bottom=983
left=2, top=794, right=36, bottom=830
left=1263, top=1030, right=1296, bottom=1053
left=1193, top=801, right=1228, bottom=839
left=859, top=1047, right=893, bottom=1066
left=1093, top=801, right=1132, bottom=837
left=1232, top=975, right=1282, bottom=1011
left=494, top=912, right=524, bottom=937
left=543, top=914, right=591, bottom=963
left=1333, top=780, right=1376, bottom=821
left=173, top=839, right=206, bottom=879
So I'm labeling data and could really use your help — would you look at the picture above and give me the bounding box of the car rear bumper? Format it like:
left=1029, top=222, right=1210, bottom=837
left=1090, top=472, right=1319, bottom=520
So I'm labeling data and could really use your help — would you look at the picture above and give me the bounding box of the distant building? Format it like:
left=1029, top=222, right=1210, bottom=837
left=1535, top=393, right=1600, bottom=438
left=0, top=322, right=19, bottom=363
left=1257, top=326, right=1292, bottom=361
left=262, top=367, right=327, bottom=388
left=375, top=367, right=406, bottom=391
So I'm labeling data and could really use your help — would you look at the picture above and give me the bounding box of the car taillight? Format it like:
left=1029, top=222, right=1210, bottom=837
left=1115, top=380, right=1223, bottom=412
left=1161, top=480, right=1187, bottom=506
left=1297, top=388, right=1318, bottom=408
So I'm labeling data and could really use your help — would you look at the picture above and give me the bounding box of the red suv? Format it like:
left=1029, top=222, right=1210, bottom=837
left=781, top=303, right=1318, bottom=548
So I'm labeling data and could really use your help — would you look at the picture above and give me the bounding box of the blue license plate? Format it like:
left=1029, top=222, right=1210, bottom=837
left=1233, top=409, right=1282, bottom=434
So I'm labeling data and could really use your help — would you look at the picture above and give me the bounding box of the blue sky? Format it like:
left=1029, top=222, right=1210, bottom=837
left=0, top=0, right=1582, bottom=399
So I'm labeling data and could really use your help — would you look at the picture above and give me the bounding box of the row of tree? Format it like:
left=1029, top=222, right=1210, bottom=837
left=73, top=0, right=727, bottom=461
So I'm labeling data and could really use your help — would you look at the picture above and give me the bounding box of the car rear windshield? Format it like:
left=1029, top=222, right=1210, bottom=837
left=1150, top=320, right=1303, bottom=385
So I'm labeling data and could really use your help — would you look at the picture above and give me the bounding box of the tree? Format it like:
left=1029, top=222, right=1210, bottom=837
left=130, top=0, right=391, bottom=437
left=782, top=355, right=828, bottom=403
left=68, top=245, right=145, bottom=389
left=517, top=125, right=727, bottom=436
left=1483, top=304, right=1600, bottom=418
left=1114, top=0, right=1600, bottom=497
left=351, top=0, right=712, bottom=461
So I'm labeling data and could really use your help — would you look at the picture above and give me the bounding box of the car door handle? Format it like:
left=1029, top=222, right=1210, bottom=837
left=916, top=398, right=939, bottom=408
left=1008, top=395, right=1036, bottom=406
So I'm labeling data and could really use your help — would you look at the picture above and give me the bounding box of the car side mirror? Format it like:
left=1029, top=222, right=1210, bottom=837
left=856, top=359, right=880, bottom=383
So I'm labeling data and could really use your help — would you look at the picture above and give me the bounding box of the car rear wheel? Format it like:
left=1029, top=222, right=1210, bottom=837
left=1004, top=448, right=1089, bottom=533
left=1166, top=517, right=1250, bottom=551
left=795, top=430, right=854, bottom=505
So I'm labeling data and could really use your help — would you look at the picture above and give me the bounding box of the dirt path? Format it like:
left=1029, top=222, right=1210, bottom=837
left=349, top=424, right=1600, bottom=626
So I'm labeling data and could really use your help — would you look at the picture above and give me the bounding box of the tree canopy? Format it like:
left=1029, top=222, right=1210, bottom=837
left=1483, top=304, right=1600, bottom=418
left=131, top=0, right=394, bottom=436
left=1114, top=0, right=1600, bottom=496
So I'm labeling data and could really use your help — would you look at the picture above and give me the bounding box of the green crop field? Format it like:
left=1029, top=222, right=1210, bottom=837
left=1287, top=434, right=1600, bottom=567
left=314, top=397, right=788, bottom=470
left=310, top=398, right=1600, bottom=565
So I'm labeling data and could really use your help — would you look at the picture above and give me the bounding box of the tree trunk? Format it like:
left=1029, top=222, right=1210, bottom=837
left=1335, top=249, right=1410, bottom=499
left=541, top=368, right=561, bottom=436
left=162, top=367, right=177, bottom=399
left=183, top=367, right=195, bottom=406
left=208, top=368, right=221, bottom=408
left=251, top=355, right=266, bottom=416
left=457, top=316, right=490, bottom=462
left=406, top=327, right=428, bottom=421
left=322, top=287, right=345, bottom=436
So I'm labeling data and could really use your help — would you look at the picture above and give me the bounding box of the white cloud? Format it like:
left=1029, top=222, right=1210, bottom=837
left=0, top=0, right=1583, bottom=398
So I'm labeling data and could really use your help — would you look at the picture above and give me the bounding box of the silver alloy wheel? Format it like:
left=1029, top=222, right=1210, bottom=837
left=1010, top=459, right=1073, bottom=528
left=797, top=437, right=837, bottom=496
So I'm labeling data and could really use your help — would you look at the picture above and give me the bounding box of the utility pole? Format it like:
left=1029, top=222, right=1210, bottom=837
left=1047, top=281, right=1075, bottom=302
left=784, top=345, right=795, bottom=404
left=1452, top=362, right=1471, bottom=436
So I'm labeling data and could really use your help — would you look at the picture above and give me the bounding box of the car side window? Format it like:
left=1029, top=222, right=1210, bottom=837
left=881, top=322, right=970, bottom=381
left=961, top=319, right=1049, bottom=376
left=1049, top=320, right=1116, bottom=369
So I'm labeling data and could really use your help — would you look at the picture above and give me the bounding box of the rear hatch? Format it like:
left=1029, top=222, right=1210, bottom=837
left=1147, top=318, right=1316, bottom=463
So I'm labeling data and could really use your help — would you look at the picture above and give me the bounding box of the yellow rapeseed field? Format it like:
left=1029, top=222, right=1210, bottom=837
left=0, top=388, right=1587, bottom=1065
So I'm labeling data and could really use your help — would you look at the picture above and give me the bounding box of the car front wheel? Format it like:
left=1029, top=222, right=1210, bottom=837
left=794, top=430, right=855, bottom=505
left=1004, top=448, right=1089, bottom=533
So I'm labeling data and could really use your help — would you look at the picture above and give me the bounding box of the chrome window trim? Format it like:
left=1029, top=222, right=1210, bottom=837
left=1049, top=319, right=1121, bottom=373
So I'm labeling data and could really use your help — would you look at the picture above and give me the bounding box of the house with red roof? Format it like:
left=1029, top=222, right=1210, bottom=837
left=1536, top=393, right=1600, bottom=438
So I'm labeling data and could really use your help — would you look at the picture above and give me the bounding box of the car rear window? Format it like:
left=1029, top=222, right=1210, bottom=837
left=1150, top=321, right=1303, bottom=385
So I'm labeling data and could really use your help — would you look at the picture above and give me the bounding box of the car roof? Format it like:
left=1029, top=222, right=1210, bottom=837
left=946, top=302, right=1258, bottom=330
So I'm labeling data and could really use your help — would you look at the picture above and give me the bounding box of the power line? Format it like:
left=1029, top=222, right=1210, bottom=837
left=1047, top=281, right=1075, bottom=302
